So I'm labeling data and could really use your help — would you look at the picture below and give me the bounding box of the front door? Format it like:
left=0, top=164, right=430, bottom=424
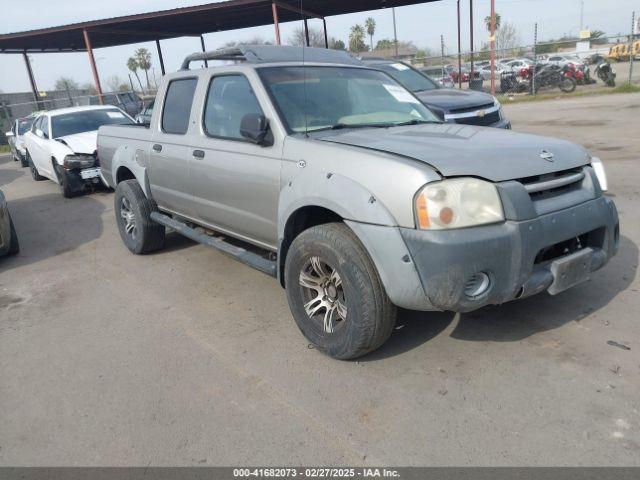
left=189, top=73, right=281, bottom=249
left=148, top=77, right=199, bottom=219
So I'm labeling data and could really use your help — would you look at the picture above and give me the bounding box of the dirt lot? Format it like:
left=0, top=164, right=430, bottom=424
left=1, top=93, right=639, bottom=466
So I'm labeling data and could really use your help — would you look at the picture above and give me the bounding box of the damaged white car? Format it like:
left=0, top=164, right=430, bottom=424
left=23, top=106, right=133, bottom=197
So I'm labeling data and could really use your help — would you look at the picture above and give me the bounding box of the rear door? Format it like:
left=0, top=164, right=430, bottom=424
left=29, top=116, right=51, bottom=173
left=189, top=72, right=281, bottom=249
left=149, top=77, right=199, bottom=218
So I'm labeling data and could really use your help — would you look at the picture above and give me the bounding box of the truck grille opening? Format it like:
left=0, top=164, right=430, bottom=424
left=517, top=167, right=585, bottom=200
left=449, top=102, right=495, bottom=115
left=534, top=227, right=605, bottom=264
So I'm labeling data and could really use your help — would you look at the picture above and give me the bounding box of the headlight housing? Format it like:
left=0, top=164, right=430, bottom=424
left=63, top=154, right=95, bottom=170
left=590, top=156, right=608, bottom=192
left=415, top=178, right=504, bottom=230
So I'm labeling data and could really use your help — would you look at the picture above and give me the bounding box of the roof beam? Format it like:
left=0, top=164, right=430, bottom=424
left=89, top=27, right=200, bottom=39
left=272, top=0, right=323, bottom=19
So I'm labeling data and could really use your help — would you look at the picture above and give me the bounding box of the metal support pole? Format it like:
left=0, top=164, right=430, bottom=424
left=272, top=2, right=281, bottom=45
left=533, top=23, right=538, bottom=96
left=323, top=18, right=329, bottom=48
left=303, top=17, right=310, bottom=47
left=200, top=36, right=208, bottom=67
left=82, top=29, right=103, bottom=105
left=440, top=35, right=446, bottom=84
left=457, top=0, right=462, bottom=89
left=22, top=52, right=40, bottom=108
left=156, top=39, right=165, bottom=76
left=392, top=8, right=399, bottom=58
left=629, top=11, right=636, bottom=85
left=489, top=0, right=496, bottom=96
left=469, top=0, right=475, bottom=81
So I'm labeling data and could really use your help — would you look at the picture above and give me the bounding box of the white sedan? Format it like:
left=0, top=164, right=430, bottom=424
left=23, top=106, right=133, bottom=197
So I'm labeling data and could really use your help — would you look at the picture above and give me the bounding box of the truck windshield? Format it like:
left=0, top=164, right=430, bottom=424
left=373, top=63, right=439, bottom=93
left=258, top=66, right=439, bottom=133
left=51, top=109, right=131, bottom=138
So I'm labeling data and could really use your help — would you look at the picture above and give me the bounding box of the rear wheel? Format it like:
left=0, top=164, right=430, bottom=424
left=27, top=152, right=46, bottom=181
left=114, top=180, right=165, bottom=254
left=284, top=222, right=397, bottom=360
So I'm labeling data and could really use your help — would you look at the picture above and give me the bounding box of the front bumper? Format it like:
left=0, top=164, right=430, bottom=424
left=399, top=196, right=619, bottom=312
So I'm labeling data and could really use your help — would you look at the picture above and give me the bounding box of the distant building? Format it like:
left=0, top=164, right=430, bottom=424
left=360, top=45, right=418, bottom=60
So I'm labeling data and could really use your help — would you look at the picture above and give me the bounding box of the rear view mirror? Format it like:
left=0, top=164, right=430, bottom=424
left=240, top=113, right=271, bottom=146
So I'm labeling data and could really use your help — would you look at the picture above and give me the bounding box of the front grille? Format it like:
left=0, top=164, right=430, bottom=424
left=517, top=167, right=585, bottom=201
left=534, top=228, right=605, bottom=264
left=455, top=110, right=501, bottom=126
left=449, top=102, right=495, bottom=114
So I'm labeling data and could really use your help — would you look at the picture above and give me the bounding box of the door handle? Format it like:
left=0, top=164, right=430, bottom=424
left=152, top=144, right=162, bottom=152
left=193, top=149, right=205, bottom=159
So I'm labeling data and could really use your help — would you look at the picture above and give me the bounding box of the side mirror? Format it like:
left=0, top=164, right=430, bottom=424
left=5, top=131, right=14, bottom=138
left=240, top=113, right=271, bottom=145
left=35, top=128, right=44, bottom=138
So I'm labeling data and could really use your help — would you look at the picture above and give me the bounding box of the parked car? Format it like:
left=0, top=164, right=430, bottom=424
left=23, top=106, right=134, bottom=197
left=0, top=189, right=19, bottom=257
left=364, top=59, right=510, bottom=128
left=504, top=58, right=535, bottom=77
left=420, top=67, right=455, bottom=88
left=477, top=64, right=507, bottom=81
left=5, top=115, right=37, bottom=167
left=135, top=99, right=155, bottom=124
left=90, top=91, right=143, bottom=118
left=543, top=54, right=586, bottom=70
left=98, top=45, right=619, bottom=360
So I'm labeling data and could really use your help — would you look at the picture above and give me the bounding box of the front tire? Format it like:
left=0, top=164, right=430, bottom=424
left=20, top=154, right=29, bottom=168
left=114, top=180, right=165, bottom=254
left=284, top=222, right=397, bottom=360
left=7, top=215, right=19, bottom=255
left=560, top=77, right=577, bottom=93
left=55, top=164, right=77, bottom=198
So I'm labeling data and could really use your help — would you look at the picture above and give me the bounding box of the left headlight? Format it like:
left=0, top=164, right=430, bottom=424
left=590, top=156, right=608, bottom=192
left=415, top=178, right=505, bottom=230
left=63, top=154, right=95, bottom=170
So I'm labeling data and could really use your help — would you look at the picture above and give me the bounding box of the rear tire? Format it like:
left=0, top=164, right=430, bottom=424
left=7, top=215, right=19, bottom=255
left=560, top=77, right=577, bottom=93
left=284, top=222, right=397, bottom=360
left=27, top=152, right=46, bottom=181
left=114, top=180, right=165, bottom=255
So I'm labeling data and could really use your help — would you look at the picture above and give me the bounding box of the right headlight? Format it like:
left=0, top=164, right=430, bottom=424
left=415, top=178, right=504, bottom=230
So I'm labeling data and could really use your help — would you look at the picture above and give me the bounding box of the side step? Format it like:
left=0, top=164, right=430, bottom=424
left=150, top=212, right=277, bottom=277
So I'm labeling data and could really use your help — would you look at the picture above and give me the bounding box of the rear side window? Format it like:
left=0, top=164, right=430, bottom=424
left=203, top=75, right=263, bottom=140
left=162, top=78, right=198, bottom=135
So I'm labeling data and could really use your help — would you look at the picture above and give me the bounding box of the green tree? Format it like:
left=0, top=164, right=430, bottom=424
left=349, top=25, right=368, bottom=53
left=127, top=57, right=144, bottom=93
left=365, top=17, right=376, bottom=51
left=134, top=48, right=152, bottom=91
left=375, top=39, right=394, bottom=51
left=331, top=39, right=346, bottom=51
left=484, top=12, right=502, bottom=33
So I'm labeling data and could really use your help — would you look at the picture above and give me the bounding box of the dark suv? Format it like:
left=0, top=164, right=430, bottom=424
left=363, top=59, right=511, bottom=129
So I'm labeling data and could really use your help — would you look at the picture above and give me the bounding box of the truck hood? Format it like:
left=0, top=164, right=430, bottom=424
left=315, top=124, right=591, bottom=182
left=55, top=131, right=98, bottom=154
left=415, top=89, right=495, bottom=110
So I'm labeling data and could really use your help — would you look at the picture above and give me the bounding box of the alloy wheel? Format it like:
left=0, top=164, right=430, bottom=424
left=299, top=256, right=347, bottom=334
left=120, top=197, right=137, bottom=240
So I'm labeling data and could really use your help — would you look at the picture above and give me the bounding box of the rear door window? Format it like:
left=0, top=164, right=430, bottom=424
left=162, top=78, right=198, bottom=135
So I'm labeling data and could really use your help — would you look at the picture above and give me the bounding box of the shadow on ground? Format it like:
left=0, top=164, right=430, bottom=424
left=0, top=193, right=105, bottom=273
left=0, top=155, right=25, bottom=187
left=363, top=235, right=637, bottom=360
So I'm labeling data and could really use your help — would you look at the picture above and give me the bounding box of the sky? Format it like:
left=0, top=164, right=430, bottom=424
left=0, top=0, right=637, bottom=93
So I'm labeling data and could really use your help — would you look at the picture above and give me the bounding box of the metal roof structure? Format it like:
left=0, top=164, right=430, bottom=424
left=0, top=0, right=441, bottom=53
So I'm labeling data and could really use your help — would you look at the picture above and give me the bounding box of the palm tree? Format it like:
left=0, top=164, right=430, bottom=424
left=349, top=24, right=366, bottom=53
left=484, top=12, right=502, bottom=33
left=127, top=57, right=144, bottom=93
left=134, top=48, right=153, bottom=91
left=365, top=17, right=376, bottom=51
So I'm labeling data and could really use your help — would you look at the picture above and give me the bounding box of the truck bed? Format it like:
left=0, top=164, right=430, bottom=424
left=97, top=124, right=153, bottom=189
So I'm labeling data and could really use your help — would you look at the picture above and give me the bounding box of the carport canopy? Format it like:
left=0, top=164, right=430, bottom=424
left=0, top=0, right=441, bottom=103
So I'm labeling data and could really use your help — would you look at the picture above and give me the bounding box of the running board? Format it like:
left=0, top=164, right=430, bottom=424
left=150, top=212, right=277, bottom=277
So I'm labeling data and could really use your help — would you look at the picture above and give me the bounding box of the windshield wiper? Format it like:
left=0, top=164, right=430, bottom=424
left=308, top=123, right=390, bottom=133
left=392, top=119, right=441, bottom=126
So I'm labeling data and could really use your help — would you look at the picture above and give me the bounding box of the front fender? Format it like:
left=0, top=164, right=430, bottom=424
left=278, top=171, right=398, bottom=240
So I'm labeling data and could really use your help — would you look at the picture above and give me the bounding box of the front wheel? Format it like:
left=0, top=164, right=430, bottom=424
left=114, top=180, right=165, bottom=255
left=560, top=77, right=577, bottom=93
left=7, top=215, right=19, bottom=255
left=284, top=223, right=397, bottom=360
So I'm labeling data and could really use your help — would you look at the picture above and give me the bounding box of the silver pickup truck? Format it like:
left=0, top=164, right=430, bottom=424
left=98, top=45, right=619, bottom=360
